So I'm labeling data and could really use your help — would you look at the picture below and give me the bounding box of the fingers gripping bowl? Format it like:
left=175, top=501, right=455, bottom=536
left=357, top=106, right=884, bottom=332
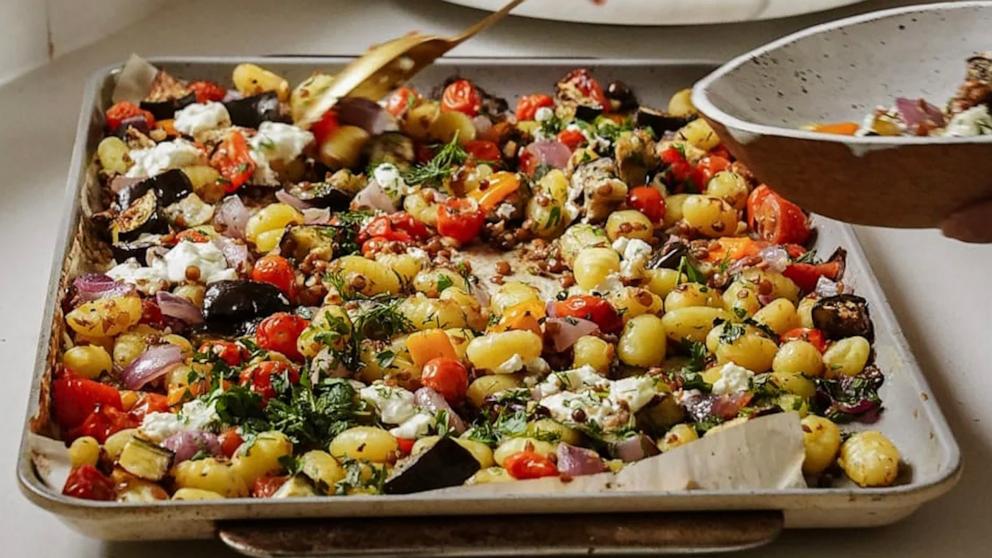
left=17, top=58, right=958, bottom=541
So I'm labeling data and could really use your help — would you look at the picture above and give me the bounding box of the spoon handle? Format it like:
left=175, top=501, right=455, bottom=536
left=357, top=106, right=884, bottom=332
left=450, top=0, right=527, bottom=44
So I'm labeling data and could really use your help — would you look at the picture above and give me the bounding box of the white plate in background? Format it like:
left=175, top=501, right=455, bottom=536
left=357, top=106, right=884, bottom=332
left=442, top=0, right=866, bottom=25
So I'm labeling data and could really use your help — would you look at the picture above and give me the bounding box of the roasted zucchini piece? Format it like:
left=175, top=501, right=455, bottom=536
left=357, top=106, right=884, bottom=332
left=284, top=182, right=353, bottom=210
left=278, top=224, right=335, bottom=262
left=118, top=438, right=174, bottom=481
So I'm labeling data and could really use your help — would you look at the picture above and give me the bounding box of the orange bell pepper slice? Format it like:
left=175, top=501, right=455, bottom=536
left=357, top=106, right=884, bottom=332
left=406, top=329, right=458, bottom=369
left=807, top=121, right=860, bottom=136
left=472, top=171, right=521, bottom=212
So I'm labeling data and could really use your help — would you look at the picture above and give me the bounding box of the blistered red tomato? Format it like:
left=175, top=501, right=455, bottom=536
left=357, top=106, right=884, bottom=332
left=659, top=146, right=695, bottom=187
left=252, top=475, right=289, bottom=498
left=52, top=376, right=123, bottom=432
left=441, top=79, right=482, bottom=116
left=128, top=393, right=169, bottom=422
left=436, top=198, right=485, bottom=244
left=556, top=129, right=585, bottom=151
left=385, top=86, right=419, bottom=117
left=747, top=185, right=811, bottom=245
left=396, top=437, right=416, bottom=455
left=421, top=357, right=469, bottom=404
left=627, top=186, right=665, bottom=222
left=359, top=212, right=429, bottom=244
left=219, top=428, right=245, bottom=458
left=783, top=260, right=844, bottom=293
left=199, top=340, right=247, bottom=366
left=311, top=109, right=340, bottom=147
left=504, top=450, right=558, bottom=479
left=781, top=328, right=828, bottom=353
left=256, top=313, right=308, bottom=361
left=240, top=360, right=301, bottom=401
left=67, top=405, right=134, bottom=443
left=210, top=130, right=255, bottom=193
left=560, top=69, right=608, bottom=108
left=464, top=140, right=501, bottom=162
left=139, top=298, right=164, bottom=326
left=550, top=295, right=623, bottom=334
left=188, top=80, right=226, bottom=103
left=63, top=465, right=116, bottom=501
left=105, top=101, right=155, bottom=132
left=691, top=155, right=731, bottom=189
left=515, top=94, right=554, bottom=121
left=252, top=255, right=296, bottom=299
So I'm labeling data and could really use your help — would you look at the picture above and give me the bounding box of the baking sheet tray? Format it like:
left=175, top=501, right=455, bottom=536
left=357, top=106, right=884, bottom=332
left=16, top=57, right=960, bottom=544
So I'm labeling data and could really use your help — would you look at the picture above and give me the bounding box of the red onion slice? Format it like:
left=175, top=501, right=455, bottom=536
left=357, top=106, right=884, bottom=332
left=212, top=236, right=251, bottom=274
left=413, top=387, right=467, bottom=434
left=303, top=207, right=331, bottom=225
left=524, top=140, right=571, bottom=169
left=556, top=443, right=606, bottom=476
left=121, top=344, right=184, bottom=390
left=350, top=181, right=396, bottom=212
left=275, top=188, right=312, bottom=210
left=162, top=430, right=222, bottom=464
left=544, top=317, right=600, bottom=352
left=336, top=97, right=398, bottom=135
left=611, top=434, right=660, bottom=463
left=894, top=97, right=945, bottom=136
left=758, top=245, right=789, bottom=273
left=155, top=291, right=203, bottom=325
left=472, top=115, right=492, bottom=136
left=73, top=273, right=134, bottom=303
left=213, top=195, right=251, bottom=239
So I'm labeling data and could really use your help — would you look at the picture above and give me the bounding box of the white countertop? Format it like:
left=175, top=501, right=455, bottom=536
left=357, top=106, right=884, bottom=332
left=1, top=0, right=989, bottom=555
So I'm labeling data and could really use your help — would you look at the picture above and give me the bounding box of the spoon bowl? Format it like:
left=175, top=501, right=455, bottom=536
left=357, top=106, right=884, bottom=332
left=693, top=1, right=992, bottom=228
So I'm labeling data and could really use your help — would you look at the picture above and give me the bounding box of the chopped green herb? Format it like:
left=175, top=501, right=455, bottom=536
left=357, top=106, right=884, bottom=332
left=403, top=133, right=467, bottom=188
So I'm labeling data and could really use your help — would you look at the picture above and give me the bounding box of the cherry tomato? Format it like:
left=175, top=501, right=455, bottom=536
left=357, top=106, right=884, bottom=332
left=416, top=144, right=436, bottom=164
left=781, top=328, right=828, bottom=353
left=783, top=260, right=845, bottom=293
left=384, top=86, right=419, bottom=118
left=52, top=376, right=123, bottom=432
left=517, top=148, right=539, bottom=177
left=515, top=94, right=554, bottom=121
left=66, top=405, right=134, bottom=443
left=361, top=236, right=392, bottom=257
left=659, top=146, right=695, bottom=188
left=199, top=340, right=247, bottom=366
left=556, top=129, right=586, bottom=151
left=550, top=295, right=623, bottom=334
left=748, top=185, right=811, bottom=245
left=252, top=475, right=289, bottom=498
left=421, top=357, right=469, bottom=404
left=105, top=101, right=155, bottom=133
left=746, top=184, right=774, bottom=230
left=627, top=186, right=665, bottom=222
left=310, top=109, right=340, bottom=147
left=560, top=69, right=608, bottom=108
left=63, top=465, right=116, bottom=501
left=464, top=140, right=501, bottom=162
left=210, top=130, right=255, bottom=193
left=710, top=144, right=733, bottom=160
left=359, top=212, right=430, bottom=245
left=188, top=80, right=227, bottom=103
left=127, top=393, right=169, bottom=422
left=396, top=437, right=416, bottom=455
left=441, top=79, right=482, bottom=117
left=436, top=198, right=485, bottom=245
left=504, top=450, right=559, bottom=480
left=240, top=360, right=301, bottom=401
left=256, top=313, right=309, bottom=361
left=139, top=298, right=164, bottom=326
left=219, top=428, right=245, bottom=458
left=691, top=155, right=732, bottom=190
left=252, top=255, right=296, bottom=300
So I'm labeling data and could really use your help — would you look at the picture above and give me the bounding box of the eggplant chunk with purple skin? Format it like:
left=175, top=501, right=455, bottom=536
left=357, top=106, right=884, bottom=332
left=383, top=437, right=480, bottom=494
left=202, top=280, right=291, bottom=334
left=112, top=190, right=167, bottom=242
left=224, top=92, right=283, bottom=128
left=812, top=294, right=874, bottom=341
left=116, top=168, right=194, bottom=210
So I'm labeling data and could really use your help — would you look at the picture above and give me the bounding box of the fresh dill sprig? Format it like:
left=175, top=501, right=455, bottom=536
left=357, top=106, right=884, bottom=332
left=402, top=133, right=467, bottom=188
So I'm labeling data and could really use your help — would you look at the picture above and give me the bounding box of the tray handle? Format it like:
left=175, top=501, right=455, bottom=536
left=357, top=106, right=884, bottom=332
left=218, top=510, right=783, bottom=556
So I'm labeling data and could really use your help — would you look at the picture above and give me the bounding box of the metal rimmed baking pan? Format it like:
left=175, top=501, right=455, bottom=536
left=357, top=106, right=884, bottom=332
left=16, top=57, right=961, bottom=553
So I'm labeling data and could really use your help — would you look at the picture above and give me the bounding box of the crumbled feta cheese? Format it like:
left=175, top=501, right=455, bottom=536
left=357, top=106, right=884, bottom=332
left=140, top=399, right=219, bottom=443
left=526, top=357, right=550, bottom=375
left=495, top=354, right=525, bottom=374
left=609, top=376, right=657, bottom=414
left=538, top=365, right=609, bottom=396
left=944, top=105, right=992, bottom=137
left=106, top=258, right=168, bottom=294
left=618, top=238, right=652, bottom=278
left=389, top=412, right=433, bottom=439
left=711, top=363, right=754, bottom=396
left=126, top=139, right=203, bottom=178
left=360, top=382, right=418, bottom=424
left=152, top=240, right=237, bottom=284
left=611, top=237, right=629, bottom=254
left=495, top=202, right=516, bottom=221
left=540, top=391, right=620, bottom=426
left=592, top=272, right=623, bottom=294
left=534, top=107, right=554, bottom=122
left=173, top=102, right=231, bottom=136
left=250, top=122, right=314, bottom=163
left=372, top=163, right=408, bottom=203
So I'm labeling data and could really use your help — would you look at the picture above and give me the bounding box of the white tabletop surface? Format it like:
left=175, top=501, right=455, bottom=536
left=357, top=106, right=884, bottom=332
left=1, top=0, right=989, bottom=555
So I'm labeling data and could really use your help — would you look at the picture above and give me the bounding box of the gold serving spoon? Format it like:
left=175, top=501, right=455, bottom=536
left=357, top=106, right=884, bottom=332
left=298, top=0, right=527, bottom=128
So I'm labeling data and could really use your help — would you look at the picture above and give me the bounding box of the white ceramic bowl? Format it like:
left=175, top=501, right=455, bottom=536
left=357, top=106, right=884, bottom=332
left=693, top=1, right=992, bottom=228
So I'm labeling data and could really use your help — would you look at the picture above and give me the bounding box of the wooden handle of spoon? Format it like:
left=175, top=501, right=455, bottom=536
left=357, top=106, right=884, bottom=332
left=451, top=0, right=527, bottom=44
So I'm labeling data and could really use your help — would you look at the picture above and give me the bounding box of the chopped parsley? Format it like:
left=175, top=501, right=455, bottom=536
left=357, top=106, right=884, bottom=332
left=403, top=133, right=468, bottom=188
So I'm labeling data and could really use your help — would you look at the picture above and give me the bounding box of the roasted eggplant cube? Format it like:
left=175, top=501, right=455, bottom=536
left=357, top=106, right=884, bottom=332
left=225, top=92, right=282, bottom=128
left=635, top=107, right=691, bottom=136
left=203, top=280, right=292, bottom=332
left=383, top=437, right=480, bottom=495
left=605, top=80, right=638, bottom=112
left=140, top=91, right=196, bottom=120
left=117, top=168, right=194, bottom=210
left=118, top=438, right=174, bottom=481
left=365, top=132, right=415, bottom=169
left=812, top=294, right=874, bottom=341
left=112, top=190, right=167, bottom=242
left=111, top=236, right=162, bottom=263
left=284, top=182, right=353, bottom=209
left=279, top=224, right=336, bottom=262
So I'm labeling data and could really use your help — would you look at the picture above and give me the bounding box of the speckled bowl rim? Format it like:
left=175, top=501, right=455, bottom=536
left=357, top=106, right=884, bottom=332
left=693, top=0, right=992, bottom=146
